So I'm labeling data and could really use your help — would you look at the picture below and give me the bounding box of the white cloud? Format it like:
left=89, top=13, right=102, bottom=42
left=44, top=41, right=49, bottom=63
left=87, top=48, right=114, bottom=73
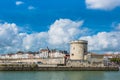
left=0, top=23, right=23, bottom=53
left=1, top=19, right=120, bottom=54
left=0, top=19, right=86, bottom=54
left=47, top=19, right=85, bottom=50
left=48, top=19, right=83, bottom=45
left=22, top=32, right=48, bottom=51
left=80, top=31, right=120, bottom=52
left=115, top=23, right=120, bottom=30
left=86, top=0, right=120, bottom=10
left=16, top=1, right=24, bottom=6
left=28, top=6, right=35, bottom=10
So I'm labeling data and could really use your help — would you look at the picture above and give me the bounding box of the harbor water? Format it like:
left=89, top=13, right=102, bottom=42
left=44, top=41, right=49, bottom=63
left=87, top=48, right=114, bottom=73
left=0, top=71, right=120, bottom=80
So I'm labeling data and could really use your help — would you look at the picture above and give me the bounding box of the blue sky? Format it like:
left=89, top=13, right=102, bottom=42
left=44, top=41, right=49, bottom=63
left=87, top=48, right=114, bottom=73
left=1, top=0, right=120, bottom=32
left=0, top=0, right=120, bottom=54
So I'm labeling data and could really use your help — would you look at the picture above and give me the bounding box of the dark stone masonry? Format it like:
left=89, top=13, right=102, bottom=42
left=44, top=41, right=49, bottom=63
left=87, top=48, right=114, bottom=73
left=0, top=66, right=119, bottom=71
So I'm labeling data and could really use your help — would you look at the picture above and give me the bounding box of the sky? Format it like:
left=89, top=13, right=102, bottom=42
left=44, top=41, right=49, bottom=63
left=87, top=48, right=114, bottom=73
left=0, top=0, right=120, bottom=54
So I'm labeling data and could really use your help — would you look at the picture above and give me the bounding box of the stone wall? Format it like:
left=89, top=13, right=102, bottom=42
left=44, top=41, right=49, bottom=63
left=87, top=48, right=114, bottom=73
left=66, top=60, right=104, bottom=67
left=0, top=57, right=65, bottom=65
left=70, top=40, right=88, bottom=60
left=0, top=66, right=118, bottom=71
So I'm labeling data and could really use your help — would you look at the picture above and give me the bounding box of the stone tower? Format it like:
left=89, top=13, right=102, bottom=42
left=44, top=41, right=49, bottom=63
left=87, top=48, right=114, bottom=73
left=70, top=40, right=88, bottom=60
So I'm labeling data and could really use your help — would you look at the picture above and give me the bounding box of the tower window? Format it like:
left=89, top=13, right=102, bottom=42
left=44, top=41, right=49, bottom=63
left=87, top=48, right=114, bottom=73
left=71, top=53, right=74, bottom=56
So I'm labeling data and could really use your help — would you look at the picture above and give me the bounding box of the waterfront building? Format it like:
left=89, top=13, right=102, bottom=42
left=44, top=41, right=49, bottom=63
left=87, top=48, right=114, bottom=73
left=70, top=40, right=88, bottom=60
left=39, top=49, right=49, bottom=58
left=39, top=48, right=67, bottom=59
left=86, top=53, right=104, bottom=66
left=49, top=49, right=66, bottom=58
left=0, top=54, right=6, bottom=59
left=103, top=54, right=113, bottom=66
left=66, top=40, right=88, bottom=67
left=22, top=53, right=29, bottom=59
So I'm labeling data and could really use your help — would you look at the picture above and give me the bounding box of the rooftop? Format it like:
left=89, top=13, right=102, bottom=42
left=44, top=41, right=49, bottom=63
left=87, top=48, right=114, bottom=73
left=70, top=40, right=88, bottom=44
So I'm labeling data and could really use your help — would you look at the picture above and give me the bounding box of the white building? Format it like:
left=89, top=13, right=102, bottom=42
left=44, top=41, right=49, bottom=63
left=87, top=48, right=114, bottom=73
left=39, top=49, right=49, bottom=58
left=49, top=50, right=65, bottom=58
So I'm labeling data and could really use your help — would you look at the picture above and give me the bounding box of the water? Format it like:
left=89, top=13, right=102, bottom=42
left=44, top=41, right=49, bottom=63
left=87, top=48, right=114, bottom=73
left=0, top=71, right=120, bottom=80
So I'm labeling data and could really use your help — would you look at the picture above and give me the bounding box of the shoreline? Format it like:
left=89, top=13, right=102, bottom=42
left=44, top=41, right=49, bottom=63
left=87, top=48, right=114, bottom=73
left=0, top=66, right=119, bottom=71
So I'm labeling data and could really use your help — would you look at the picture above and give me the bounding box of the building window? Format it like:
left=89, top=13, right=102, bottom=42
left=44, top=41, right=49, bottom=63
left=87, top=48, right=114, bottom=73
left=71, top=53, right=74, bottom=56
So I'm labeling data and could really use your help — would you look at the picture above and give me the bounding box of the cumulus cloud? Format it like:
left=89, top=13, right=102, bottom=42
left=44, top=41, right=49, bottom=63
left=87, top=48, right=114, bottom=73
left=47, top=19, right=86, bottom=50
left=48, top=19, right=83, bottom=45
left=0, top=23, right=23, bottom=53
left=1, top=19, right=120, bottom=54
left=0, top=23, right=49, bottom=53
left=16, top=1, right=24, bottom=6
left=22, top=32, right=48, bottom=51
left=85, top=0, right=120, bottom=10
left=0, top=19, right=86, bottom=54
left=80, top=31, right=120, bottom=53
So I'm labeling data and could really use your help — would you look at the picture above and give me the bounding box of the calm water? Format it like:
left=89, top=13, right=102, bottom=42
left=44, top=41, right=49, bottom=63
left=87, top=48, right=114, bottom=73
left=0, top=71, right=120, bottom=80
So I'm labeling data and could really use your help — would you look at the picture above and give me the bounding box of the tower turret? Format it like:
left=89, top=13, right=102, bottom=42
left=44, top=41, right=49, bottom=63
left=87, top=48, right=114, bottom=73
left=70, top=40, right=88, bottom=60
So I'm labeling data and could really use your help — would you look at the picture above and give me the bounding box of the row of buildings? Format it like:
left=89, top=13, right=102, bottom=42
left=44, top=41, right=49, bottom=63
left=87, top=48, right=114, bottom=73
left=0, top=49, right=68, bottom=59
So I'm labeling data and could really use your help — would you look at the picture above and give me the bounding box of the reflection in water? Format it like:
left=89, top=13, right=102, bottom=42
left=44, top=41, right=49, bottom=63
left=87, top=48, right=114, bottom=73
left=48, top=72, right=66, bottom=80
left=0, top=71, right=120, bottom=80
left=65, top=71, right=105, bottom=80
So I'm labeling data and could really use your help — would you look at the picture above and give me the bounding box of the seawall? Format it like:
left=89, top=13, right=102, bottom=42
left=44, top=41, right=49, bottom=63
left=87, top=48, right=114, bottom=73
left=0, top=66, right=119, bottom=71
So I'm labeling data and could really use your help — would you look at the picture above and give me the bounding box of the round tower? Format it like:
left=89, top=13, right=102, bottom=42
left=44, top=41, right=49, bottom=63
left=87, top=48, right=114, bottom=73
left=70, top=40, right=88, bottom=60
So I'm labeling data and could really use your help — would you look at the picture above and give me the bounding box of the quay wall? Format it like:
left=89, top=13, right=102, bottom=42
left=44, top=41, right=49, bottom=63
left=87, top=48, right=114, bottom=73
left=0, top=66, right=119, bottom=71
